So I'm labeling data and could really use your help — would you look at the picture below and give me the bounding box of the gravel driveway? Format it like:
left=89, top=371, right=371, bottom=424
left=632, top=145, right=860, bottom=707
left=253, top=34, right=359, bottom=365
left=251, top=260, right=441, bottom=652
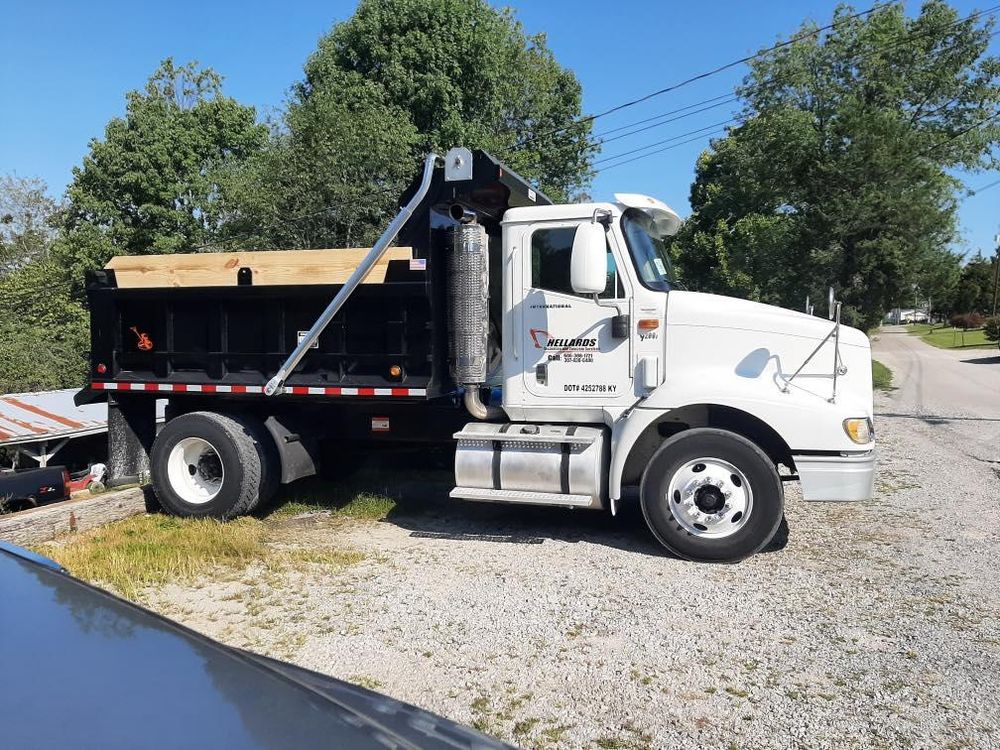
left=147, top=339, right=1000, bottom=749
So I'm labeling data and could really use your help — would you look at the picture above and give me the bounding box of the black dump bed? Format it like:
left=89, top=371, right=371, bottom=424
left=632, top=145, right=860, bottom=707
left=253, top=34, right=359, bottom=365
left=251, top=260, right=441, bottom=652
left=83, top=151, right=548, bottom=403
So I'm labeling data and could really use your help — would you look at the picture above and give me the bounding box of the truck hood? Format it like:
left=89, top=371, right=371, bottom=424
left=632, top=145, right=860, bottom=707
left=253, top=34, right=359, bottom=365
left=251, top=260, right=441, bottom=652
left=666, top=291, right=869, bottom=349
left=0, top=543, right=512, bottom=750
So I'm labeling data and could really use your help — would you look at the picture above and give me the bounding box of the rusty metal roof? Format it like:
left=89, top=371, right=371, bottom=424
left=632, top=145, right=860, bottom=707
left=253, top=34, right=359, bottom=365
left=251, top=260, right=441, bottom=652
left=0, top=389, right=163, bottom=447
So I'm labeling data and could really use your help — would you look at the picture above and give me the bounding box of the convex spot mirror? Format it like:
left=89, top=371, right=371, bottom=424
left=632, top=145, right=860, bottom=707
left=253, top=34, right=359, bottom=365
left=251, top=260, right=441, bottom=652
left=571, top=222, right=607, bottom=295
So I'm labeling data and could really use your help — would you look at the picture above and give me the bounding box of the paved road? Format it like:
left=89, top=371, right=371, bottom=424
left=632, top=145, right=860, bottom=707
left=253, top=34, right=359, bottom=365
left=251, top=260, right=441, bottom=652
left=874, top=325, right=1000, bottom=419
left=873, top=326, right=1000, bottom=468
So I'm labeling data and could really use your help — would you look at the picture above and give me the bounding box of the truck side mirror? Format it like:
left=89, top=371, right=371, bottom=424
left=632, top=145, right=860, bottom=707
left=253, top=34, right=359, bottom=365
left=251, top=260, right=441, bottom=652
left=571, top=222, right=607, bottom=295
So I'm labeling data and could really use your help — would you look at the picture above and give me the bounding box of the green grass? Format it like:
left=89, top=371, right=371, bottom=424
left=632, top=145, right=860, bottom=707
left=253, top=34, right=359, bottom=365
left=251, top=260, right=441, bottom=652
left=265, top=480, right=397, bottom=521
left=906, top=323, right=996, bottom=349
left=33, top=480, right=383, bottom=599
left=872, top=360, right=893, bottom=391
left=259, top=462, right=455, bottom=521
left=35, top=515, right=279, bottom=599
left=31, top=461, right=441, bottom=600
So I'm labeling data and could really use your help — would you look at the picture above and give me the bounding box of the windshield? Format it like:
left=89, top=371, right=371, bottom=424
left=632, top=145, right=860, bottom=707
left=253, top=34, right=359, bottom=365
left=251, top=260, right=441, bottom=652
left=621, top=208, right=677, bottom=291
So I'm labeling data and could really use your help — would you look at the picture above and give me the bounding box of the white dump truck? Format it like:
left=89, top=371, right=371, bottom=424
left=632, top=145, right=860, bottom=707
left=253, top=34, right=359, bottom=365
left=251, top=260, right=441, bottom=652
left=81, top=148, right=875, bottom=562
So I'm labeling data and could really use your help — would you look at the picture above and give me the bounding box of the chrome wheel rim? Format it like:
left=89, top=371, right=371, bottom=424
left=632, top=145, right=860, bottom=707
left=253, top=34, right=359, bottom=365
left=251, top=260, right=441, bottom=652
left=167, top=437, right=224, bottom=504
left=666, top=457, right=752, bottom=538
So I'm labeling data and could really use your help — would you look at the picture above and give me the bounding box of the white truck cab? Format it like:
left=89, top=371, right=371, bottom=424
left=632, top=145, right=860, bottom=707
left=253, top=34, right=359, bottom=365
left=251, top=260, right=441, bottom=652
left=456, top=187, right=876, bottom=559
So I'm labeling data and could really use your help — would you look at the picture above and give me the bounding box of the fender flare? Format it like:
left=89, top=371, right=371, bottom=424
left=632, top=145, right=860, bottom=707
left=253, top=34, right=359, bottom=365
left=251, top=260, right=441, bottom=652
left=609, top=400, right=794, bottom=510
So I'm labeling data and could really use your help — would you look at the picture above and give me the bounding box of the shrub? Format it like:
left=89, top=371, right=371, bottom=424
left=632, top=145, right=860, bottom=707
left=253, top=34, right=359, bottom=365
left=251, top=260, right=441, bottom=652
left=949, top=312, right=985, bottom=330
left=985, top=316, right=1000, bottom=342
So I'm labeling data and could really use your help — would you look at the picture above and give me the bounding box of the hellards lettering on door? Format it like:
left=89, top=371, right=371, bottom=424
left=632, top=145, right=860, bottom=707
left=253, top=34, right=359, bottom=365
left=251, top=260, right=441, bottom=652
left=529, top=329, right=598, bottom=352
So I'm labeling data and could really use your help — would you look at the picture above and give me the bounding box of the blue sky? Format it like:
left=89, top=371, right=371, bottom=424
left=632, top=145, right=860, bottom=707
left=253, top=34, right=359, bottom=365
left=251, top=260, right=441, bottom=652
left=1, top=0, right=997, bottom=256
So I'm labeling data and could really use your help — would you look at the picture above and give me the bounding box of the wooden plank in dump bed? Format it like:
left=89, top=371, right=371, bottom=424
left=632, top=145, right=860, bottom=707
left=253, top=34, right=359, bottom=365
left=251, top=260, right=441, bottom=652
left=106, top=247, right=414, bottom=288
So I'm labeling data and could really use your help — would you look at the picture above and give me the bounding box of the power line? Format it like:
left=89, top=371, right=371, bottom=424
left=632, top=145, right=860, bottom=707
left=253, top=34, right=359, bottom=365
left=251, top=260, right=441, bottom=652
left=590, top=95, right=738, bottom=143
left=922, top=111, right=1000, bottom=156
left=594, top=97, right=739, bottom=147
left=515, top=2, right=893, bottom=150
left=598, top=131, right=731, bottom=173
left=583, top=7, right=1000, bottom=174
left=597, top=107, right=999, bottom=177
left=593, top=118, right=741, bottom=166
left=971, top=176, right=1000, bottom=195
left=517, top=3, right=1000, bottom=155
left=590, top=94, right=736, bottom=139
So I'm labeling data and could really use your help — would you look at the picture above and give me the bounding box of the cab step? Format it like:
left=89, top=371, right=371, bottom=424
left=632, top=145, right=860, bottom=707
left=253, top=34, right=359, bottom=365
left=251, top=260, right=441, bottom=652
left=450, top=486, right=594, bottom=507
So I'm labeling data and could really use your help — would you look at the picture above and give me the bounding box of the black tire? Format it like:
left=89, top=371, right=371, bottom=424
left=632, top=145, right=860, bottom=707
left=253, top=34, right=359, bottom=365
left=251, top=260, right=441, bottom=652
left=639, top=428, right=783, bottom=562
left=150, top=411, right=278, bottom=520
left=765, top=515, right=790, bottom=552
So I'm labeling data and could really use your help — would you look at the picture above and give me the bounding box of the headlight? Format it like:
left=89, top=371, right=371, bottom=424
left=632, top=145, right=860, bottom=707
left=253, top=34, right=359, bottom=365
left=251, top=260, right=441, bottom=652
left=843, top=417, right=874, bottom=444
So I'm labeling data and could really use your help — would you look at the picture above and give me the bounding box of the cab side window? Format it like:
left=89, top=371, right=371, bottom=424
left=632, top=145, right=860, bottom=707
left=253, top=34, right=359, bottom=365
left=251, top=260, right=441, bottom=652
left=530, top=227, right=624, bottom=299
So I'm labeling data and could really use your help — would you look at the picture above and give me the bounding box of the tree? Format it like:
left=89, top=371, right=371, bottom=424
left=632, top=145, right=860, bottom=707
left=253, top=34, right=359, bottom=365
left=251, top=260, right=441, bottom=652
left=224, top=0, right=594, bottom=250
left=948, top=252, right=996, bottom=313
left=220, top=70, right=421, bottom=250
left=673, top=1, right=999, bottom=330
left=0, top=261, right=90, bottom=392
left=0, top=175, right=59, bottom=277
left=54, top=59, right=268, bottom=290
left=0, top=176, right=86, bottom=394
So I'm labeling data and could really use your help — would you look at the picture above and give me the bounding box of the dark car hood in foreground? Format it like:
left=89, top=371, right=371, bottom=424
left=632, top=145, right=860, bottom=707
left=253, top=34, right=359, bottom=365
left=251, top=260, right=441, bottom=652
left=0, top=542, right=511, bottom=750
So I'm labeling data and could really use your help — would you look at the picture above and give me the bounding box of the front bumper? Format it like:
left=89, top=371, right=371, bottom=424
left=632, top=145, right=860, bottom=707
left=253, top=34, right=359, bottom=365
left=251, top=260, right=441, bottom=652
left=794, top=451, right=875, bottom=501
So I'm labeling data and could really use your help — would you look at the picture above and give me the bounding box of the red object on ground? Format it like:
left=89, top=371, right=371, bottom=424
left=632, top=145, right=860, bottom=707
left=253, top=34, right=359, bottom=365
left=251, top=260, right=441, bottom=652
left=66, top=474, right=93, bottom=493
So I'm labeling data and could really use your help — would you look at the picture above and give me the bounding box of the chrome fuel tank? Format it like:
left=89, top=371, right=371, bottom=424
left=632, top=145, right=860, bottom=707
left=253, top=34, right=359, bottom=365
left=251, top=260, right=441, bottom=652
left=452, top=422, right=608, bottom=509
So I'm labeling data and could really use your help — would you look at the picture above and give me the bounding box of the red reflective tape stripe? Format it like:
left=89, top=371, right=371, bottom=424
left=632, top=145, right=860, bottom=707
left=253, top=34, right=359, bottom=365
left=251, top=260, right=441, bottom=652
left=89, top=382, right=423, bottom=397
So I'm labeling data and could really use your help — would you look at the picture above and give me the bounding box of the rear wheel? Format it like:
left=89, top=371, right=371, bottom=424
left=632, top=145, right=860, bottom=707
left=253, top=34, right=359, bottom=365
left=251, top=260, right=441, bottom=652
left=640, top=428, right=783, bottom=562
left=151, top=411, right=277, bottom=519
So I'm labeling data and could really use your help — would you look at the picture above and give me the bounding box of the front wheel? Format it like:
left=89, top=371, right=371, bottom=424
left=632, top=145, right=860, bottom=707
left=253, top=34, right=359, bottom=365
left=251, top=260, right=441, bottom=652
left=640, top=428, right=783, bottom=562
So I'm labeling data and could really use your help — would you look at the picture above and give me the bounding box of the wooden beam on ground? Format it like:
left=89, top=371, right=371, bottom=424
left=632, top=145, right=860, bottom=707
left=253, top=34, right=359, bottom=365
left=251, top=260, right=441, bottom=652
left=0, top=488, right=149, bottom=547
left=107, top=247, right=414, bottom=288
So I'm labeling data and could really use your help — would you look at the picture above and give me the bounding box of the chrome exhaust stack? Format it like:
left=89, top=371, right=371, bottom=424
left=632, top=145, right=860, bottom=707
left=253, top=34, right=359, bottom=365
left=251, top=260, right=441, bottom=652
left=447, top=214, right=502, bottom=420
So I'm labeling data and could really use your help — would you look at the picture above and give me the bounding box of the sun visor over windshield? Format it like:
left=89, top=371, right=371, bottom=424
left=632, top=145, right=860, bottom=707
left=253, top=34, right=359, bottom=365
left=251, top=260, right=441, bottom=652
left=614, top=193, right=682, bottom=236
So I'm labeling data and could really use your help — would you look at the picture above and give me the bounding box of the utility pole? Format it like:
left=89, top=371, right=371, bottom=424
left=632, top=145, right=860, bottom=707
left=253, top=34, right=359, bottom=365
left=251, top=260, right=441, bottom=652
left=992, top=234, right=1000, bottom=317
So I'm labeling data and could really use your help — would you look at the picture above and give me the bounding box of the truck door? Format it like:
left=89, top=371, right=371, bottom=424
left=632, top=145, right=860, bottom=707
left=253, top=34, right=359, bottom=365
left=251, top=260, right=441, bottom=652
left=519, top=223, right=633, bottom=403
